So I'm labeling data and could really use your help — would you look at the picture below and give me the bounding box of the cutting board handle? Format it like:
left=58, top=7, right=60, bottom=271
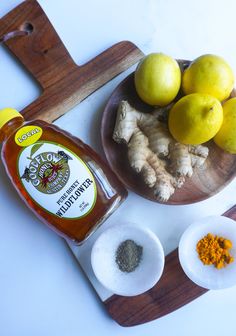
left=0, top=0, right=144, bottom=122
left=0, top=0, right=77, bottom=89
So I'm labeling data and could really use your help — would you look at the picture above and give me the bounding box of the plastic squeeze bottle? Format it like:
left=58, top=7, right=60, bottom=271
left=0, top=108, right=127, bottom=244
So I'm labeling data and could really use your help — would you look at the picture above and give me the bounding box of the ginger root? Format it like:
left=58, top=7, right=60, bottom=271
left=128, top=129, right=184, bottom=201
left=113, top=100, right=209, bottom=202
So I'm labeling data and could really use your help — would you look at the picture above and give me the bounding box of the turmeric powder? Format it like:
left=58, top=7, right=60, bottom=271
left=196, top=233, right=234, bottom=269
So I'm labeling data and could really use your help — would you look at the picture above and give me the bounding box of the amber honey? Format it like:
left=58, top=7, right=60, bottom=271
left=0, top=110, right=127, bottom=244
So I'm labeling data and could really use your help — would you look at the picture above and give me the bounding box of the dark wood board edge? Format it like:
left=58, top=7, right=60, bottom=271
left=104, top=204, right=236, bottom=327
left=20, top=41, right=144, bottom=122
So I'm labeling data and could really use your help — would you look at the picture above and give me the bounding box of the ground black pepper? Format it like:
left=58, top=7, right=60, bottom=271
left=115, top=239, right=143, bottom=273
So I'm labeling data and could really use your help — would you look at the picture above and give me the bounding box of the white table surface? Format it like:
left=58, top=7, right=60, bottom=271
left=1, top=0, right=236, bottom=335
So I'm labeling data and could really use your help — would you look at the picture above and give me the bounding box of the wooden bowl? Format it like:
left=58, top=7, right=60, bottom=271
left=101, top=70, right=236, bottom=205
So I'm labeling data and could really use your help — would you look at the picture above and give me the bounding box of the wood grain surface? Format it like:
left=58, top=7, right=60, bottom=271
left=0, top=0, right=144, bottom=122
left=104, top=204, right=236, bottom=327
left=101, top=72, right=236, bottom=205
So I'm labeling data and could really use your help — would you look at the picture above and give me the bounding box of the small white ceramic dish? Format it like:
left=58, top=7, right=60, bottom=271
left=179, top=216, right=236, bottom=290
left=91, top=223, right=165, bottom=296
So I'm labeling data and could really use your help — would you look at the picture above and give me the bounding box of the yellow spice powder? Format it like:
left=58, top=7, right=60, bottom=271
left=196, top=233, right=234, bottom=269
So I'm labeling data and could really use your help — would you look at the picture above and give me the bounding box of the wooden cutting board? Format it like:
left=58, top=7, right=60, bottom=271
left=1, top=0, right=236, bottom=327
left=0, top=0, right=144, bottom=122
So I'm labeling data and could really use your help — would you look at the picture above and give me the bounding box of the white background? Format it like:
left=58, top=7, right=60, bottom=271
left=0, top=0, right=236, bottom=335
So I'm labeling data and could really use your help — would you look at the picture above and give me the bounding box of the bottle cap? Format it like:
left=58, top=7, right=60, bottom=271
left=0, top=108, right=24, bottom=129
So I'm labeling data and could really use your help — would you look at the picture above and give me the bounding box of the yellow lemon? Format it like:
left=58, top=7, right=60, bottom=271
left=182, top=54, right=234, bottom=101
left=214, top=97, right=236, bottom=153
left=168, top=93, right=223, bottom=145
left=134, top=53, right=181, bottom=106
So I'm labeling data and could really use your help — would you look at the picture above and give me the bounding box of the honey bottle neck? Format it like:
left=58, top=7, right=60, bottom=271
left=0, top=117, right=24, bottom=142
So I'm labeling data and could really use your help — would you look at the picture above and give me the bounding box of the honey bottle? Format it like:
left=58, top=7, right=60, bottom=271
left=0, top=108, right=127, bottom=244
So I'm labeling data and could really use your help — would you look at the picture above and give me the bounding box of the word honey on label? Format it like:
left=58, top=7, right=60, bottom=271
left=0, top=108, right=127, bottom=244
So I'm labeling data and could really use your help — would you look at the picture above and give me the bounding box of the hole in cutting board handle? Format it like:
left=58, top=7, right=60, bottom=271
left=20, top=22, right=34, bottom=35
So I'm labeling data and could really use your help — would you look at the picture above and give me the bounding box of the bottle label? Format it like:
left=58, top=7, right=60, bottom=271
left=17, top=141, right=97, bottom=219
